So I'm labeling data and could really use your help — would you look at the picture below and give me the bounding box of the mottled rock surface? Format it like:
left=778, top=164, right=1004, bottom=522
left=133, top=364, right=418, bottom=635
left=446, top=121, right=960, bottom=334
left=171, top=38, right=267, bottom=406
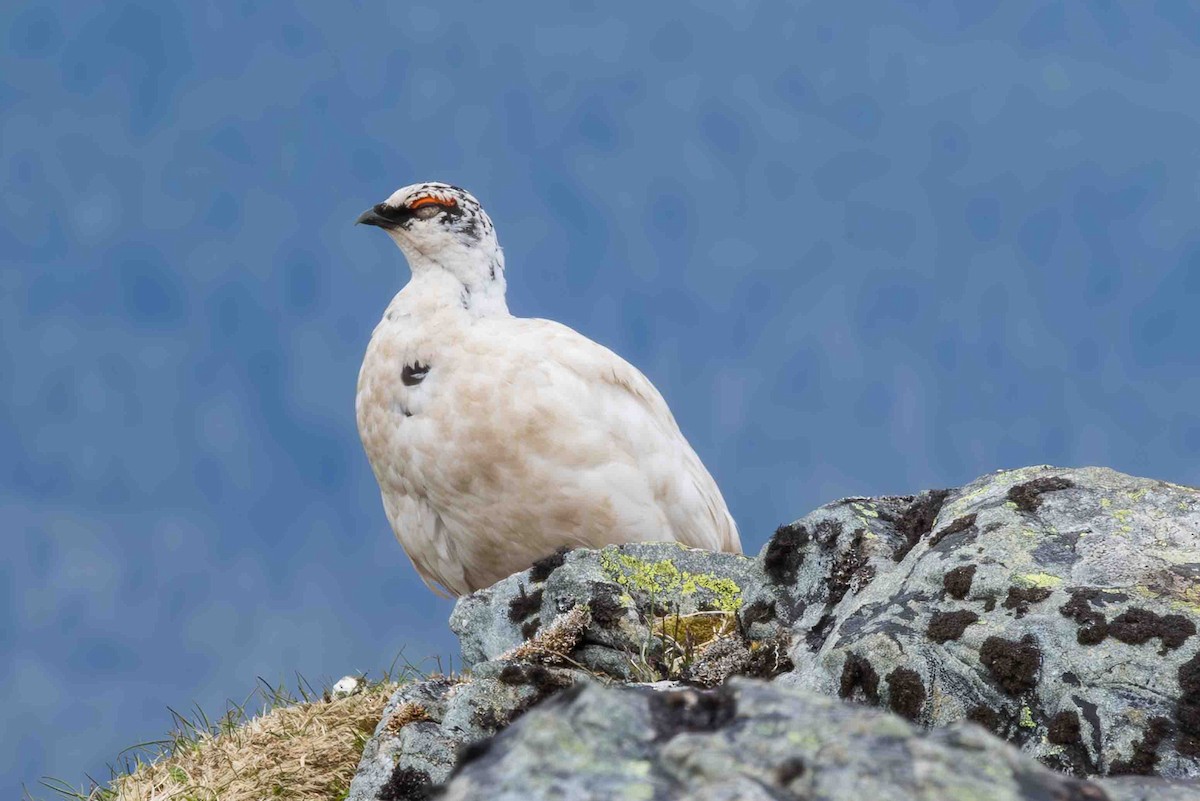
left=346, top=661, right=578, bottom=801
left=450, top=541, right=788, bottom=684
left=350, top=466, right=1200, bottom=799
left=438, top=678, right=1114, bottom=800
left=1102, top=777, right=1200, bottom=801
left=774, top=466, right=1200, bottom=777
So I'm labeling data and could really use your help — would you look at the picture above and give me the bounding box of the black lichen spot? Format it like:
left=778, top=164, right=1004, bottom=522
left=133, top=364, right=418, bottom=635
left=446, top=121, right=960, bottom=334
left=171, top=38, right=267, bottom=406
left=979, top=635, right=1041, bottom=696
left=806, top=613, right=835, bottom=652
left=1007, top=476, right=1075, bottom=513
left=497, top=665, right=524, bottom=685
left=763, top=523, right=808, bottom=585
left=520, top=618, right=541, bottom=640
left=379, top=766, right=433, bottom=801
left=812, top=518, right=843, bottom=547
left=983, top=596, right=997, bottom=612
left=649, top=685, right=737, bottom=739
left=482, top=661, right=571, bottom=729
left=838, top=653, right=880, bottom=704
left=530, top=664, right=573, bottom=694
left=588, top=583, right=626, bottom=628
left=828, top=528, right=870, bottom=604
left=943, top=565, right=977, bottom=600
left=967, top=705, right=1002, bottom=734
left=528, top=546, right=570, bottom=582
left=471, top=705, right=505, bottom=730
left=507, top=585, right=543, bottom=624
left=1109, top=608, right=1196, bottom=653
left=1046, top=707, right=1099, bottom=777
left=1109, top=717, right=1173, bottom=775
left=1176, top=651, right=1200, bottom=757
left=892, top=488, right=951, bottom=561
left=1048, top=711, right=1081, bottom=745
left=745, top=636, right=795, bottom=679
left=498, top=662, right=549, bottom=687
left=455, top=737, right=493, bottom=769
left=1003, top=586, right=1053, bottom=618
left=927, top=513, right=978, bottom=550
left=1059, top=590, right=1109, bottom=645
left=775, top=757, right=807, bottom=785
left=927, top=610, right=980, bottom=643
left=740, top=599, right=777, bottom=626
left=885, top=667, right=926, bottom=721
left=1073, top=695, right=1104, bottom=764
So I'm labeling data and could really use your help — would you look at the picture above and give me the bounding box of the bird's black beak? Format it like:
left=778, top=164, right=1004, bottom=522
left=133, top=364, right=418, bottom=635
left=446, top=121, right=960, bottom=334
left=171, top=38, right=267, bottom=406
left=352, top=208, right=386, bottom=226
left=356, top=206, right=397, bottom=229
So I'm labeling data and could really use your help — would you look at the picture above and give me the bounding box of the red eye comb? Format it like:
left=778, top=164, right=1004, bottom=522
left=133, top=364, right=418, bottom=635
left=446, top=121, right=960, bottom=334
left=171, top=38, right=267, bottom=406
left=409, top=195, right=457, bottom=210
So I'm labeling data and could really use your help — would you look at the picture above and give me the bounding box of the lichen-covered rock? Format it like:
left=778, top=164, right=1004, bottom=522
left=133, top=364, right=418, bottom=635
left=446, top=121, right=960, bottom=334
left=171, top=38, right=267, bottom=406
left=361, top=465, right=1200, bottom=799
left=773, top=466, right=1200, bottom=777
left=1101, top=777, right=1200, bottom=801
left=450, top=542, right=788, bottom=684
left=345, top=662, right=577, bottom=801
left=758, top=488, right=955, bottom=648
left=436, top=677, right=1116, bottom=801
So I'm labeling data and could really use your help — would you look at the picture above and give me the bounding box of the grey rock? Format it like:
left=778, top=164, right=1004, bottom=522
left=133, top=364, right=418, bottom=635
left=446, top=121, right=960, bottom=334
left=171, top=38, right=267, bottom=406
left=770, top=466, right=1200, bottom=777
left=1103, top=777, right=1200, bottom=801
left=450, top=542, right=788, bottom=685
left=355, top=465, right=1200, bottom=800
left=758, top=488, right=953, bottom=641
left=345, top=663, right=577, bottom=801
left=437, top=677, right=1112, bottom=800
left=345, top=677, right=457, bottom=801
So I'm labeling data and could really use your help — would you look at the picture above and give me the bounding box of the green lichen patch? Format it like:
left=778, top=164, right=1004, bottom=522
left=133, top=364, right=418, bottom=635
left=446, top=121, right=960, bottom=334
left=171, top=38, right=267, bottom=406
left=1111, top=508, right=1134, bottom=533
left=653, top=611, right=736, bottom=649
left=1016, top=573, right=1063, bottom=589
left=600, top=550, right=743, bottom=612
left=851, top=502, right=880, bottom=519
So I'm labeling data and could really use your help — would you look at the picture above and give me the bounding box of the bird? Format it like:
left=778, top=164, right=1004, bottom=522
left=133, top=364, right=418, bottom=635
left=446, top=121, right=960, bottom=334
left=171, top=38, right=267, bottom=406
left=354, top=182, right=740, bottom=596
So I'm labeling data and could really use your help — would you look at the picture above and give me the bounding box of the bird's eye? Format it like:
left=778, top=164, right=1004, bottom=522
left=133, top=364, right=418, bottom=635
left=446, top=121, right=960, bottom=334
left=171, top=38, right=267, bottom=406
left=409, top=196, right=448, bottom=220
left=412, top=204, right=443, bottom=220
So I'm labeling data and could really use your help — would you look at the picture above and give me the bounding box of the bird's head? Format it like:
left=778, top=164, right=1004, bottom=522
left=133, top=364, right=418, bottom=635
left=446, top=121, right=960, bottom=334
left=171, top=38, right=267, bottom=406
left=357, top=183, right=505, bottom=301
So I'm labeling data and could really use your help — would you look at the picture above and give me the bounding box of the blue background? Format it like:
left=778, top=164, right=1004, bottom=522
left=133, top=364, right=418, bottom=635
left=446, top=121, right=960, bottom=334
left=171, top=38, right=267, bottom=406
left=4, top=1, right=1199, bottom=795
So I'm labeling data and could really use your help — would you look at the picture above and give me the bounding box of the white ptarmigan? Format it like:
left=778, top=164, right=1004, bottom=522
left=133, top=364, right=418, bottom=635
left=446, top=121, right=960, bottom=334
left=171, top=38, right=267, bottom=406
left=355, top=182, right=740, bottom=596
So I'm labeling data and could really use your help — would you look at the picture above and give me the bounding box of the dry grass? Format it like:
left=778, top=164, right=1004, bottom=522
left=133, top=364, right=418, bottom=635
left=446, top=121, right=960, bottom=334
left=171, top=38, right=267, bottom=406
left=622, top=609, right=738, bottom=682
left=654, top=610, right=736, bottom=651
left=35, top=677, right=400, bottom=801
left=499, top=605, right=592, bottom=665
left=384, top=701, right=430, bottom=734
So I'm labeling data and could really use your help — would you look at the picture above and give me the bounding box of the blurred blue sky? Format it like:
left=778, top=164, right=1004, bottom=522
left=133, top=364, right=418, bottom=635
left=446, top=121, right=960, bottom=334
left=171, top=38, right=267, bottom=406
left=3, top=0, right=1199, bottom=794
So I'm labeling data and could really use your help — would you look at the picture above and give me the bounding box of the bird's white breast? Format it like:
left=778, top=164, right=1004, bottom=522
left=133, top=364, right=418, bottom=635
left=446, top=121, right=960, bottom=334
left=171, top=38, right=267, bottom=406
left=356, top=276, right=739, bottom=595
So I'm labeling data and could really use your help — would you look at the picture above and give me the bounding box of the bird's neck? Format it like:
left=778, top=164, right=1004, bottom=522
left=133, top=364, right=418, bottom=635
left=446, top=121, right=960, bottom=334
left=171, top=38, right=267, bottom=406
left=404, top=247, right=509, bottom=318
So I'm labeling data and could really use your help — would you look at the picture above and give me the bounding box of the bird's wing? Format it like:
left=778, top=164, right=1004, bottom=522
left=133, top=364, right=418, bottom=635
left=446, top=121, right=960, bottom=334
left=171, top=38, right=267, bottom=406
left=380, top=490, right=467, bottom=597
left=484, top=316, right=741, bottom=554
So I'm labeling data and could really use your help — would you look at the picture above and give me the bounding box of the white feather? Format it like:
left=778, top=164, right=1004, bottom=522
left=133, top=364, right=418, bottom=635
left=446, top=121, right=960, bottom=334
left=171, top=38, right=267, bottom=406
left=356, top=183, right=740, bottom=596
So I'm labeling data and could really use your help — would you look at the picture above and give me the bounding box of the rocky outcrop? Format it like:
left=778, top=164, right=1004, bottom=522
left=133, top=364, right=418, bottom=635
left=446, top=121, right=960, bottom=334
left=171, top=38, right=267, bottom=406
left=771, top=466, right=1200, bottom=777
left=438, top=678, right=1121, bottom=801
left=346, top=466, right=1200, bottom=800
left=346, top=662, right=578, bottom=801
left=449, top=541, right=787, bottom=684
